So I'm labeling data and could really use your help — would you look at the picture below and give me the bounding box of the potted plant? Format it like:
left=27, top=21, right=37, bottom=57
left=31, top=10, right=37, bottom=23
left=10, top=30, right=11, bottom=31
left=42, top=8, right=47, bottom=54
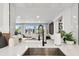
left=64, top=32, right=76, bottom=45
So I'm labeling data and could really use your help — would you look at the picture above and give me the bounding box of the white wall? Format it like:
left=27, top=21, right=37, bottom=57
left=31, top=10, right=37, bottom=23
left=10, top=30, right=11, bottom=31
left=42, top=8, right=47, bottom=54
left=71, top=4, right=78, bottom=44
left=54, top=4, right=78, bottom=44
left=0, top=4, right=3, bottom=31
left=0, top=3, right=9, bottom=33
left=10, top=4, right=16, bottom=36
left=3, top=4, right=9, bottom=33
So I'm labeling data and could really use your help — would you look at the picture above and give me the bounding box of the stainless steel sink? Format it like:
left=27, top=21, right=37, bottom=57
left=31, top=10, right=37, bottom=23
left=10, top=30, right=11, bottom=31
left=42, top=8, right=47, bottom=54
left=23, top=48, right=65, bottom=56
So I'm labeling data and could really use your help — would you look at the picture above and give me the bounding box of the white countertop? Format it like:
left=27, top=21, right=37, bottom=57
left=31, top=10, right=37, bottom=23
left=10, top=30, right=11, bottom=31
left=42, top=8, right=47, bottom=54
left=59, top=45, right=79, bottom=56
left=0, top=42, right=28, bottom=56
left=0, top=42, right=79, bottom=56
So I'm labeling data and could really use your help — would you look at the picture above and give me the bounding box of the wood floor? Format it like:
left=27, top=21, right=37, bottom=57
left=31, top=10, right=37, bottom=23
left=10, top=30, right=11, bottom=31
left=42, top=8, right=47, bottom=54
left=23, top=48, right=65, bottom=56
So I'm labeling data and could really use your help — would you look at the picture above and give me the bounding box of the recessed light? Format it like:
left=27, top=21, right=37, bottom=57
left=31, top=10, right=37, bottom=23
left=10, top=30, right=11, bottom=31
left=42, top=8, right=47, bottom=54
left=36, top=16, right=40, bottom=19
left=73, top=16, right=76, bottom=18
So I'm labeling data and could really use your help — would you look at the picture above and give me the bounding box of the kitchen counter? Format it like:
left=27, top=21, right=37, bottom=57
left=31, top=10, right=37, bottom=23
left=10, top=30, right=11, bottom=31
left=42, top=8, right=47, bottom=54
left=0, top=42, right=28, bottom=56
left=0, top=42, right=79, bottom=56
left=59, top=45, right=79, bottom=56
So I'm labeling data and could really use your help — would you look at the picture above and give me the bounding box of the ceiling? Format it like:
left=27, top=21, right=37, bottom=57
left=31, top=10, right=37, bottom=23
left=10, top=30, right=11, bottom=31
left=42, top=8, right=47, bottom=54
left=11, top=3, right=74, bottom=23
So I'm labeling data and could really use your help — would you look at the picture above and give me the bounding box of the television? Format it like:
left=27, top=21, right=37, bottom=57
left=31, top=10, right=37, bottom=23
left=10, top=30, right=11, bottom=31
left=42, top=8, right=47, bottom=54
left=49, top=22, right=54, bottom=35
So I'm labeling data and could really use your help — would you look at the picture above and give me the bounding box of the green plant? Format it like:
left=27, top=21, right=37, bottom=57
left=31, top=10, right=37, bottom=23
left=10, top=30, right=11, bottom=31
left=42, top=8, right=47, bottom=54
left=64, top=32, right=76, bottom=44
left=15, top=27, right=21, bottom=33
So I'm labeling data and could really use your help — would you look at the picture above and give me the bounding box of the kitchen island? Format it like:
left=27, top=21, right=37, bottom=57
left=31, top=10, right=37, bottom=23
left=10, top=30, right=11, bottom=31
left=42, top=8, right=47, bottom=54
left=0, top=42, right=79, bottom=56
